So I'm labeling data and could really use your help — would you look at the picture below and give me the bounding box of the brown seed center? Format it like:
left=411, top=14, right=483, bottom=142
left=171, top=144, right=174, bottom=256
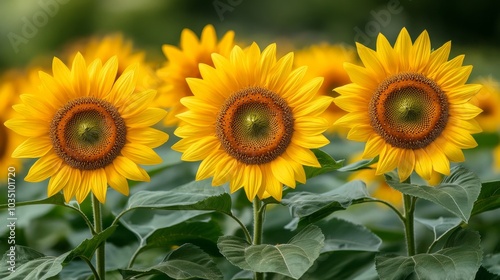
left=216, top=86, right=294, bottom=165
left=50, top=97, right=126, bottom=170
left=369, top=72, right=449, bottom=149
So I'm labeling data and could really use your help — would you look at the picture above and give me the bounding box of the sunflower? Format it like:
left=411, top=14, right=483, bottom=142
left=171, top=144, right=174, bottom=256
left=65, top=34, right=157, bottom=91
left=157, top=24, right=235, bottom=125
left=294, top=43, right=357, bottom=131
left=172, top=43, right=332, bottom=201
left=469, top=76, right=500, bottom=133
left=4, top=53, right=168, bottom=203
left=334, top=28, right=482, bottom=181
left=0, top=71, right=28, bottom=179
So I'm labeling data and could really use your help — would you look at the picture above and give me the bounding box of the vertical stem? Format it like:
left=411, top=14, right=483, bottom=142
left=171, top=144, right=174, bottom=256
left=402, top=177, right=416, bottom=256
left=253, top=198, right=265, bottom=280
left=92, top=194, right=105, bottom=280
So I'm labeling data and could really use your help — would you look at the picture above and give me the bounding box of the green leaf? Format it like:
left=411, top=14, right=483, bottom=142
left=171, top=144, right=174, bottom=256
left=376, top=228, right=482, bottom=280
left=67, top=225, right=117, bottom=261
left=385, top=165, right=481, bottom=222
left=0, top=252, right=71, bottom=280
left=0, top=226, right=117, bottom=280
left=0, top=192, right=66, bottom=209
left=218, top=225, right=324, bottom=279
left=119, top=179, right=232, bottom=216
left=483, top=253, right=500, bottom=276
left=321, top=218, right=381, bottom=253
left=337, top=156, right=378, bottom=172
left=471, top=180, right=500, bottom=216
left=299, top=251, right=377, bottom=280
left=121, top=244, right=223, bottom=280
left=415, top=217, right=462, bottom=244
left=282, top=180, right=370, bottom=230
left=303, top=149, right=344, bottom=179
left=140, top=219, right=222, bottom=255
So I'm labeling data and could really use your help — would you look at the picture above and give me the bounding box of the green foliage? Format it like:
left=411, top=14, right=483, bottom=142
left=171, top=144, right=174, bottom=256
left=0, top=226, right=116, bottom=280
left=121, top=244, right=223, bottom=280
left=218, top=225, right=324, bottom=279
left=376, top=228, right=483, bottom=280
left=483, top=253, right=500, bottom=276
left=303, top=149, right=344, bottom=179
left=282, top=180, right=370, bottom=230
left=385, top=166, right=482, bottom=222
left=471, top=180, right=500, bottom=216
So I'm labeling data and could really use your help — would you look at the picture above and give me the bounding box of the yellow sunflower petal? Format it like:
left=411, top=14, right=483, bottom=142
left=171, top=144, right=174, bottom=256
left=126, top=107, right=167, bottom=128
left=397, top=149, right=415, bottom=181
left=105, top=164, right=129, bottom=196
left=414, top=149, right=433, bottom=181
left=25, top=153, right=62, bottom=182
left=375, top=145, right=400, bottom=175
left=261, top=164, right=283, bottom=201
left=47, top=165, right=72, bottom=197
left=271, top=156, right=296, bottom=188
left=63, top=169, right=81, bottom=202
left=126, top=127, right=169, bottom=148
left=4, top=118, right=49, bottom=137
left=113, top=156, right=150, bottom=182
left=243, top=165, right=263, bottom=201
left=76, top=171, right=92, bottom=203
left=12, top=136, right=52, bottom=158
left=121, top=143, right=162, bottom=165
left=90, top=168, right=108, bottom=204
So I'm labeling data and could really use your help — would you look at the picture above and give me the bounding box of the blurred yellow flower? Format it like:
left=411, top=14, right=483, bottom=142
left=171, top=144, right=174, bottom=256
left=335, top=28, right=482, bottom=182
left=157, top=24, right=235, bottom=125
left=5, top=53, right=168, bottom=203
left=64, top=34, right=157, bottom=91
left=172, top=43, right=332, bottom=201
left=470, top=76, right=500, bottom=133
left=0, top=71, right=29, bottom=179
left=294, top=43, right=357, bottom=132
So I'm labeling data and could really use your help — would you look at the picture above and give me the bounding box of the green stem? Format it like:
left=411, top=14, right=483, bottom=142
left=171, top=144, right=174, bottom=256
left=81, top=257, right=100, bottom=280
left=92, top=194, right=106, bottom=280
left=228, top=213, right=253, bottom=244
left=402, top=177, right=416, bottom=256
left=253, top=198, right=265, bottom=280
left=363, top=198, right=405, bottom=223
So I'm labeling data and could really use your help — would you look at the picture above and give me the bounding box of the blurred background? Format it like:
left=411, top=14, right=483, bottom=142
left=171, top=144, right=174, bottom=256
left=1, top=0, right=500, bottom=75
left=1, top=0, right=499, bottom=278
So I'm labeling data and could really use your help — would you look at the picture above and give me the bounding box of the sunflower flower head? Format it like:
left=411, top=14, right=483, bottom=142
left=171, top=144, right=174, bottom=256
left=157, top=24, right=235, bottom=125
left=5, top=53, right=169, bottom=203
left=470, top=76, right=500, bottom=133
left=294, top=43, right=358, bottom=132
left=172, top=43, right=332, bottom=201
left=334, top=28, right=482, bottom=182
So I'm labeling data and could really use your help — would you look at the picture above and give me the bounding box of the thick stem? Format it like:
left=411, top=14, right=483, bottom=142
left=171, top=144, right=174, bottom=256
left=253, top=198, right=265, bottom=280
left=92, top=194, right=106, bottom=280
left=402, top=178, right=416, bottom=256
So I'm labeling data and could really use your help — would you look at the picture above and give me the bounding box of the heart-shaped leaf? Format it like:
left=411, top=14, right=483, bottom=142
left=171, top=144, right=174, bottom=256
left=218, top=225, right=324, bottom=279
left=376, top=228, right=482, bottom=280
